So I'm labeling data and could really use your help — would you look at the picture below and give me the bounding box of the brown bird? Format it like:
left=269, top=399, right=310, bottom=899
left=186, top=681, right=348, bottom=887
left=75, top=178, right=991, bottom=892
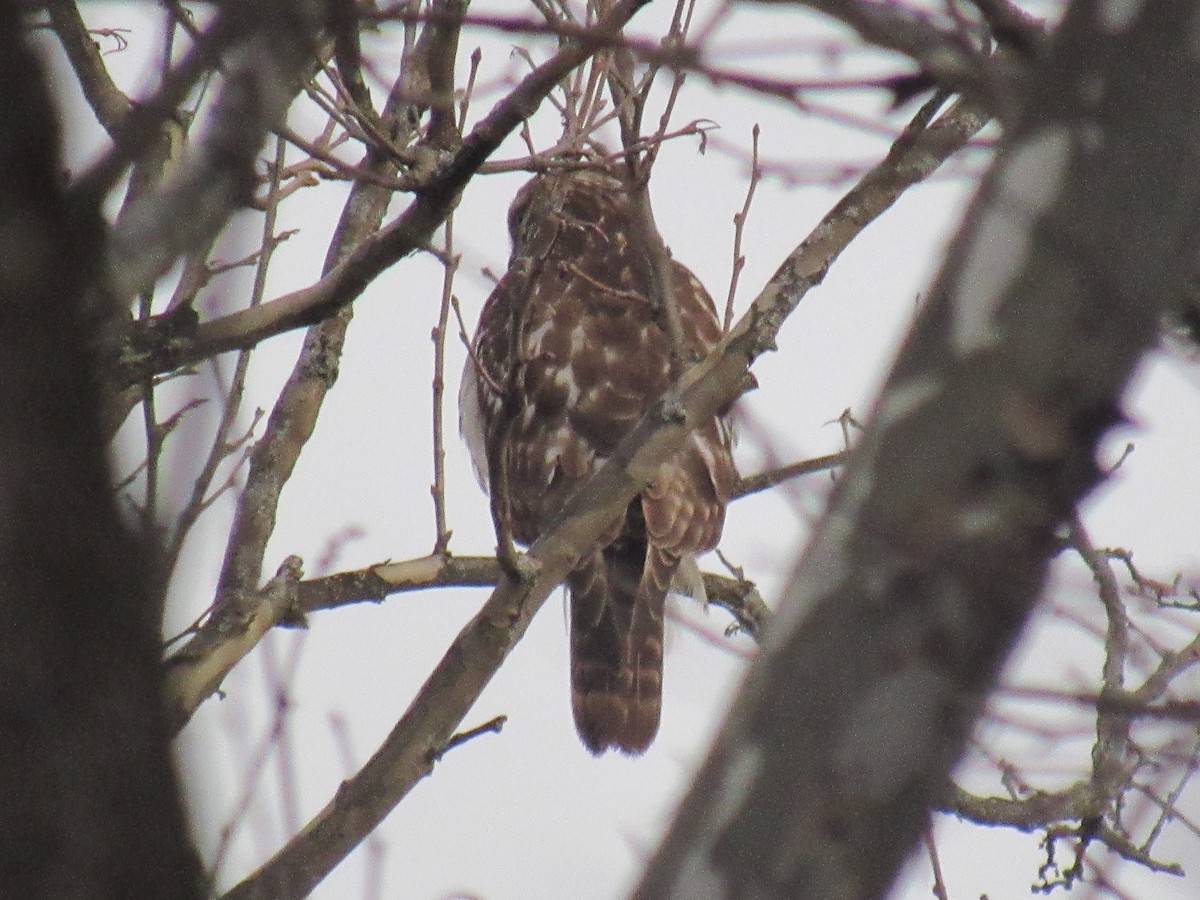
left=461, top=170, right=736, bottom=754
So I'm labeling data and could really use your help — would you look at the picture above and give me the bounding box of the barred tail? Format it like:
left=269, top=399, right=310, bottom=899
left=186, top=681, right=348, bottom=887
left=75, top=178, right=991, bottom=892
left=569, top=540, right=673, bottom=755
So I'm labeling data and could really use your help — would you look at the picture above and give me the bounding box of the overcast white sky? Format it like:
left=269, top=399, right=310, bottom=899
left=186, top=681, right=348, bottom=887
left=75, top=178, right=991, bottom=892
left=46, top=2, right=1200, bottom=897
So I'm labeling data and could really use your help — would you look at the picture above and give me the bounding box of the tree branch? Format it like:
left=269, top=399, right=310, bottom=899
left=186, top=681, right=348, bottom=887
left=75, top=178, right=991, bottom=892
left=208, top=0, right=471, bottom=652
left=164, top=446, right=838, bottom=731
left=758, top=0, right=1022, bottom=118
left=0, top=5, right=199, bottom=893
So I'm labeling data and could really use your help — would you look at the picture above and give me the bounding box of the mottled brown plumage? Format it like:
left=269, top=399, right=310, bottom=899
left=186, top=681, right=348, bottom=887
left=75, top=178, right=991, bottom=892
left=461, top=171, right=735, bottom=754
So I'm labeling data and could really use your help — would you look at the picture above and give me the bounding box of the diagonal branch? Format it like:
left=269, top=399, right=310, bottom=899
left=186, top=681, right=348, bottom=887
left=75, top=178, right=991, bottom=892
left=46, top=0, right=132, bottom=135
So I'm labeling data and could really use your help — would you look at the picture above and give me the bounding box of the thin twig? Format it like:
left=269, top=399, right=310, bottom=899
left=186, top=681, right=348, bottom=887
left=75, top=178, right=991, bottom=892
left=732, top=451, right=848, bottom=499
left=433, top=715, right=508, bottom=760
left=163, top=132, right=291, bottom=576
left=430, top=216, right=458, bottom=554
left=923, top=823, right=951, bottom=900
left=725, top=124, right=761, bottom=332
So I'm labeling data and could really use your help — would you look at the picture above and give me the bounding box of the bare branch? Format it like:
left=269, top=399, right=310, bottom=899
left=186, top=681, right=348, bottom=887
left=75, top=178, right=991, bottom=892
left=755, top=0, right=1019, bottom=117
left=433, top=715, right=508, bottom=761
left=165, top=548, right=771, bottom=731
left=725, top=124, right=761, bottom=332
left=732, top=451, right=848, bottom=498
left=165, top=556, right=305, bottom=733
left=204, top=11, right=463, bottom=650
left=430, top=221, right=459, bottom=555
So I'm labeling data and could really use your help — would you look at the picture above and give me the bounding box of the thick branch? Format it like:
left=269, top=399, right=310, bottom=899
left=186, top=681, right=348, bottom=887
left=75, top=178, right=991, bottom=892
left=166, top=553, right=769, bottom=730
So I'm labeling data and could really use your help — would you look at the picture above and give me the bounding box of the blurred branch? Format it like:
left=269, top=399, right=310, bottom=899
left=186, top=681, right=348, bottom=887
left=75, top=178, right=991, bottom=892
left=969, top=0, right=1048, bottom=57
left=755, top=0, right=1024, bottom=118
left=70, top=2, right=285, bottom=206
left=105, top=0, right=326, bottom=302
left=0, top=5, right=199, bottom=892
left=1001, top=687, right=1200, bottom=725
left=378, top=4, right=1035, bottom=115
left=329, top=0, right=374, bottom=115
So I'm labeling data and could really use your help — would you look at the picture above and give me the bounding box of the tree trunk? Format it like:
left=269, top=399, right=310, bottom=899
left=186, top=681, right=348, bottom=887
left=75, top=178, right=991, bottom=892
left=0, top=2, right=200, bottom=896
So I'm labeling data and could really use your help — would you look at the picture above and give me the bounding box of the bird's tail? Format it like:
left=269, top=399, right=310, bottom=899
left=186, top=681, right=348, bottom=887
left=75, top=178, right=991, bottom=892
left=568, top=539, right=675, bottom=755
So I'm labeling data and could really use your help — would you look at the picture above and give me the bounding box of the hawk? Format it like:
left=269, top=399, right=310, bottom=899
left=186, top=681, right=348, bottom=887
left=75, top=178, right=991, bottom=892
left=460, top=170, right=736, bottom=755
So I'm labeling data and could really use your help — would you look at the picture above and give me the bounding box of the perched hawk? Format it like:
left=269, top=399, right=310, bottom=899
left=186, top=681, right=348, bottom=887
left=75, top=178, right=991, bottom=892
left=461, top=170, right=736, bottom=754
